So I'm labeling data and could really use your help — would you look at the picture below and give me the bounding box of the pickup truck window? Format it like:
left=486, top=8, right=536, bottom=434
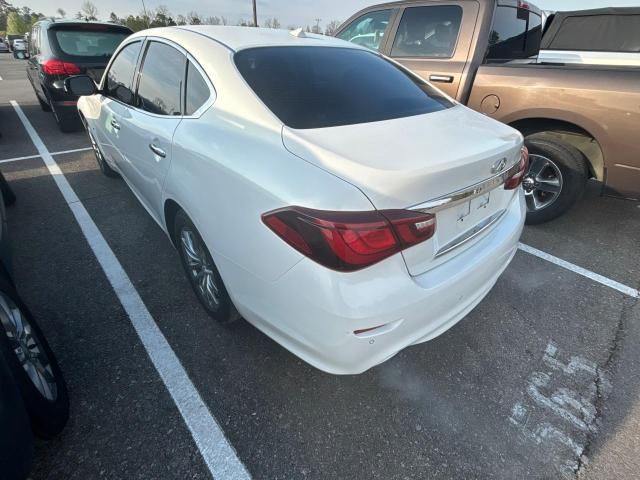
left=391, top=6, right=462, bottom=58
left=336, top=10, right=392, bottom=51
left=486, top=6, right=542, bottom=61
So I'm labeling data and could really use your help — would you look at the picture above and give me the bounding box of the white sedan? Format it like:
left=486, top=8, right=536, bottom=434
left=67, top=26, right=527, bottom=374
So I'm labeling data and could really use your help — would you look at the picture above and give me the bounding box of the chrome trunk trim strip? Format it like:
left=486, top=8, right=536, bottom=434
left=410, top=161, right=520, bottom=214
left=434, top=209, right=507, bottom=258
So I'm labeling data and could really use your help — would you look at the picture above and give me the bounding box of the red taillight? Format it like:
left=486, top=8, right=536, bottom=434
left=41, top=59, right=81, bottom=75
left=262, top=207, right=436, bottom=272
left=504, top=146, right=529, bottom=190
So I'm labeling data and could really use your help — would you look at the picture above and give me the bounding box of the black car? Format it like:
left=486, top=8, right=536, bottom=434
left=26, top=19, right=132, bottom=132
left=0, top=174, right=69, bottom=479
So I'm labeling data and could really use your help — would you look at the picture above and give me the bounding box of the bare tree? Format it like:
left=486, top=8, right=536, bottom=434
left=175, top=14, right=186, bottom=26
left=80, top=1, right=98, bottom=21
left=220, top=16, right=228, bottom=25
left=264, top=17, right=281, bottom=29
left=324, top=20, right=341, bottom=36
left=187, top=11, right=201, bottom=25
left=204, top=16, right=221, bottom=25
left=56, top=8, right=66, bottom=18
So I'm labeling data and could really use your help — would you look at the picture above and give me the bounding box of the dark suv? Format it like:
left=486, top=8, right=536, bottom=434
left=27, top=19, right=132, bottom=132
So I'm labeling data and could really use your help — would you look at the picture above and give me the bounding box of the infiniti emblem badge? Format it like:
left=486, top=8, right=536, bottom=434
left=491, top=157, right=507, bottom=174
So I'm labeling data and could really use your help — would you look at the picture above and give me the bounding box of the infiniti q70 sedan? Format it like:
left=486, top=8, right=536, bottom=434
left=66, top=26, right=527, bottom=374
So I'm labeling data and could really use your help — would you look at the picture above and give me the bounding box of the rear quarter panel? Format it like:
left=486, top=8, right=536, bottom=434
left=468, top=64, right=640, bottom=198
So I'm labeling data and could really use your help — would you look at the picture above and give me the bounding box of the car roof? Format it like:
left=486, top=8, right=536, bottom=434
left=131, top=26, right=365, bottom=52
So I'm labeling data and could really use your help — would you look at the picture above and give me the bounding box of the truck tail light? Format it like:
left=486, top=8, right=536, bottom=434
left=504, top=146, right=529, bottom=190
left=262, top=207, right=436, bottom=272
left=41, top=59, right=81, bottom=75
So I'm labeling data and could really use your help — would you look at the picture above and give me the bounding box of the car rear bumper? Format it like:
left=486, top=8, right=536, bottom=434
left=221, top=191, right=526, bottom=374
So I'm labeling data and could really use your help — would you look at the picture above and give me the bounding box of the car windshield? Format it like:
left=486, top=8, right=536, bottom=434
left=52, top=28, right=130, bottom=58
left=235, top=46, right=453, bottom=129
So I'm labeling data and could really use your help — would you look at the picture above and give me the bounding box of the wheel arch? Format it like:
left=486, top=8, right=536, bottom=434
left=163, top=198, right=183, bottom=248
left=509, top=118, right=604, bottom=181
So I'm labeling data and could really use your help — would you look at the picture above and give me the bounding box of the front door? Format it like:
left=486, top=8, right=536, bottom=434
left=116, top=40, right=185, bottom=221
left=383, top=1, right=479, bottom=100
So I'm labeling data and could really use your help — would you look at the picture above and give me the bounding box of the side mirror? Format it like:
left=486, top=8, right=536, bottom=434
left=64, top=75, right=97, bottom=96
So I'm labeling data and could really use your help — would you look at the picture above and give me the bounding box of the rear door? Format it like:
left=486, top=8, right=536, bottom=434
left=116, top=39, right=186, bottom=221
left=382, top=1, right=479, bottom=99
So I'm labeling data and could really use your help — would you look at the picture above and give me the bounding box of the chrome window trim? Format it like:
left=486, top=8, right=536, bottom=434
left=98, top=38, right=145, bottom=105
left=100, top=36, right=216, bottom=119
left=410, top=159, right=520, bottom=213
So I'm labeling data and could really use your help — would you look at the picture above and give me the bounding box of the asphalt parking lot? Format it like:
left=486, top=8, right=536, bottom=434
left=1, top=52, right=639, bottom=480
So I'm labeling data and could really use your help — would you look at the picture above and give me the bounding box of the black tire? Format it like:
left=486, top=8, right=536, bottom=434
left=174, top=210, right=239, bottom=324
left=50, top=101, right=79, bottom=134
left=37, top=92, right=51, bottom=112
left=0, top=354, right=33, bottom=480
left=86, top=128, right=119, bottom=178
left=0, top=172, right=16, bottom=206
left=0, top=274, right=69, bottom=439
left=523, top=137, right=588, bottom=225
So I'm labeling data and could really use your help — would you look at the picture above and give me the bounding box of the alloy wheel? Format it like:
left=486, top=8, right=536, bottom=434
left=0, top=292, right=57, bottom=401
left=180, top=228, right=221, bottom=311
left=523, top=154, right=564, bottom=212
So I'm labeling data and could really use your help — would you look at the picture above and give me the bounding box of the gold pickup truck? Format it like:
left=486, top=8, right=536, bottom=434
left=336, top=0, right=640, bottom=223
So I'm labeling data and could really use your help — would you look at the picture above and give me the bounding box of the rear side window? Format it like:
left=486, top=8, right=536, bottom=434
left=486, top=6, right=542, bottom=61
left=235, top=46, right=452, bottom=129
left=391, top=6, right=463, bottom=58
left=105, top=41, right=142, bottom=104
left=185, top=61, right=210, bottom=115
left=51, top=28, right=130, bottom=58
left=136, top=41, right=186, bottom=116
left=336, top=9, right=393, bottom=51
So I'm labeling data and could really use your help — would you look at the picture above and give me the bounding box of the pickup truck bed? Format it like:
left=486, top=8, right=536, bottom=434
left=337, top=0, right=640, bottom=223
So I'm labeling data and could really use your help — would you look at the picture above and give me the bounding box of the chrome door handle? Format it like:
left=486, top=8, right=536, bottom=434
left=429, top=74, right=454, bottom=83
left=110, top=119, right=120, bottom=131
left=149, top=143, right=166, bottom=158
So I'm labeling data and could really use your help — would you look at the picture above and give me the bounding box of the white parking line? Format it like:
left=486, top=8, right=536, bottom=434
left=10, top=101, right=252, bottom=479
left=0, top=147, right=92, bottom=164
left=51, top=147, right=92, bottom=156
left=0, top=153, right=41, bottom=164
left=519, top=243, right=639, bottom=298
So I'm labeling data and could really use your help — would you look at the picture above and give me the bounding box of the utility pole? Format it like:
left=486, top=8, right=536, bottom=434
left=141, top=0, right=150, bottom=27
left=252, top=0, right=258, bottom=27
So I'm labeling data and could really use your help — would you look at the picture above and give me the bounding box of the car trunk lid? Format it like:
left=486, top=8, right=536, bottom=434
left=282, top=105, right=523, bottom=275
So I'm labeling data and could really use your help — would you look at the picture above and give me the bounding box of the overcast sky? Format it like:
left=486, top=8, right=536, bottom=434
left=21, top=0, right=640, bottom=27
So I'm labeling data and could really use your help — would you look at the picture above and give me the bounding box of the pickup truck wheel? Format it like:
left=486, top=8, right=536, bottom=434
left=523, top=138, right=588, bottom=225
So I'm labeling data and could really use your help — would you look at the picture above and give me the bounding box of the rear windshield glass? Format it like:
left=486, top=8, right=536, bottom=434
left=235, top=46, right=453, bottom=129
left=52, top=28, right=130, bottom=58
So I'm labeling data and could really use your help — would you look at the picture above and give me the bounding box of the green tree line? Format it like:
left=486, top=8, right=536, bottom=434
left=2, top=0, right=342, bottom=37
left=1, top=0, right=45, bottom=35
